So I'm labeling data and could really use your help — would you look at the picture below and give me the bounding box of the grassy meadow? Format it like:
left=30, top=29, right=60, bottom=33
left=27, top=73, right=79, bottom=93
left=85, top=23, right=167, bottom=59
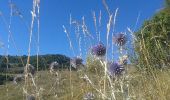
left=1, top=67, right=170, bottom=100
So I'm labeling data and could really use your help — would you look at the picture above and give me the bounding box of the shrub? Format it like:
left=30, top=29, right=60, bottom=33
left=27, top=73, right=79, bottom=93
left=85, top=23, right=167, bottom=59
left=134, top=3, right=170, bottom=70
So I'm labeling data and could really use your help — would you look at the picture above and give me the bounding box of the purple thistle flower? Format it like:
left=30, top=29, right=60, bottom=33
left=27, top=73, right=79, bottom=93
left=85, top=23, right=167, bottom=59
left=108, top=62, right=125, bottom=77
left=91, top=42, right=106, bottom=57
left=113, top=33, right=127, bottom=46
left=70, top=57, right=83, bottom=69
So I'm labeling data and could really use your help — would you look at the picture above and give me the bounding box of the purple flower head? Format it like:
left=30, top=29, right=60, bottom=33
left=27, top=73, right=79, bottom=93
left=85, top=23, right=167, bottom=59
left=108, top=62, right=125, bottom=76
left=70, top=57, right=83, bottom=69
left=91, top=42, right=106, bottom=57
left=113, top=33, right=127, bottom=46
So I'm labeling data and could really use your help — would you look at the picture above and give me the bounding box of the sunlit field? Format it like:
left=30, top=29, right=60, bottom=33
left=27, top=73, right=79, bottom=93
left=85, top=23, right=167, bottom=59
left=1, top=69, right=170, bottom=100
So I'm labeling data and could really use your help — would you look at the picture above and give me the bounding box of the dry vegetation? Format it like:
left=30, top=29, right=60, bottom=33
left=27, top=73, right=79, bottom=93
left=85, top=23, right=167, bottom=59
left=0, top=0, right=170, bottom=100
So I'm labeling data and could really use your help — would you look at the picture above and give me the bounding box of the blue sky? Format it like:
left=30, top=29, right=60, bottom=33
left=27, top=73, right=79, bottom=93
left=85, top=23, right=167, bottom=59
left=0, top=0, right=164, bottom=59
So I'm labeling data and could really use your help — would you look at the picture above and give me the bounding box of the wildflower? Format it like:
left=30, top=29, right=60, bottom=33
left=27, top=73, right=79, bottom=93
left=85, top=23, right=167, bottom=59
left=70, top=56, right=83, bottom=69
left=83, top=92, right=95, bottom=100
left=91, top=42, right=106, bottom=57
left=113, top=33, right=127, bottom=46
left=108, top=62, right=125, bottom=77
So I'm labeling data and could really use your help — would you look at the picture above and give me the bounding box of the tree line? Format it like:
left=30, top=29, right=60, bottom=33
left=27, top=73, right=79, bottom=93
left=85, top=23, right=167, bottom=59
left=0, top=54, right=70, bottom=73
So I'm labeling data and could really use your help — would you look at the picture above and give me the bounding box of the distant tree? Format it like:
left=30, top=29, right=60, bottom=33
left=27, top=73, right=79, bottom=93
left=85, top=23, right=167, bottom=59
left=0, top=54, right=70, bottom=73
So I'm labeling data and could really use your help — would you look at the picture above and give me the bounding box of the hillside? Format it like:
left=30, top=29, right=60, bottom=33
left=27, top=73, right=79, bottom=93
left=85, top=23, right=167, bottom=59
left=0, top=54, right=70, bottom=73
left=0, top=54, right=71, bottom=85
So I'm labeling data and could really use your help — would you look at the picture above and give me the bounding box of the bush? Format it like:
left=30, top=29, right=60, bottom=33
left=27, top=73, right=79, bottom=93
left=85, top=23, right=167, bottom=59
left=134, top=2, right=170, bottom=70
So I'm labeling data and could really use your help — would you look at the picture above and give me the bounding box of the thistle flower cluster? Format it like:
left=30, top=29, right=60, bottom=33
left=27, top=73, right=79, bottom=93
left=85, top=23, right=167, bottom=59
left=105, top=33, right=127, bottom=77
left=90, top=39, right=128, bottom=77
left=113, top=33, right=127, bottom=46
left=91, top=42, right=106, bottom=57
